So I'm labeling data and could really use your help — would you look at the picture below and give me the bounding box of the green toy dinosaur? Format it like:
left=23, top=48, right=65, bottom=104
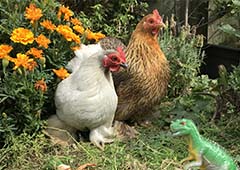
left=170, top=118, right=239, bottom=170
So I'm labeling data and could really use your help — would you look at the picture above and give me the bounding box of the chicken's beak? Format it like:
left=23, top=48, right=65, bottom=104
left=160, top=22, right=166, bottom=28
left=156, top=19, right=166, bottom=29
left=120, top=62, right=128, bottom=69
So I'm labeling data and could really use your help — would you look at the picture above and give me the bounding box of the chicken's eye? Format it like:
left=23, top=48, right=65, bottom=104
left=111, top=56, right=118, bottom=61
left=148, top=19, right=154, bottom=24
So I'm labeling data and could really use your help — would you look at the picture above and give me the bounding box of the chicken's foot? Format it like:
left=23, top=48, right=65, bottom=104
left=89, top=126, right=115, bottom=150
left=114, top=121, right=139, bottom=140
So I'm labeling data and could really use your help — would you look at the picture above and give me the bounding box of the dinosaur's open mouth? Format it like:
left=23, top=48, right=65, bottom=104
left=172, top=131, right=181, bottom=136
left=170, top=128, right=182, bottom=137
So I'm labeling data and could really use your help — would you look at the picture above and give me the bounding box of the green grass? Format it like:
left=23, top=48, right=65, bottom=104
left=1, top=113, right=239, bottom=170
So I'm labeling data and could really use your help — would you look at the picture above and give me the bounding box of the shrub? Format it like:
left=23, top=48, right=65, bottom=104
left=160, top=24, right=205, bottom=98
left=159, top=22, right=239, bottom=123
left=158, top=23, right=217, bottom=123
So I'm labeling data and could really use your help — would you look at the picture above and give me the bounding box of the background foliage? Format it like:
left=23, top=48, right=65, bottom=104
left=214, top=0, right=240, bottom=38
left=208, top=0, right=240, bottom=47
left=59, top=0, right=148, bottom=43
left=159, top=23, right=240, bottom=125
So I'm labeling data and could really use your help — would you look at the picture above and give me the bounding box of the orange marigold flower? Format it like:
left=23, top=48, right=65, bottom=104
left=73, top=25, right=85, bottom=34
left=0, top=44, right=13, bottom=59
left=26, top=60, right=37, bottom=71
left=4, top=55, right=14, bottom=62
left=71, top=18, right=81, bottom=25
left=53, top=67, right=70, bottom=80
left=85, top=29, right=94, bottom=39
left=71, top=46, right=80, bottom=51
left=93, top=32, right=106, bottom=42
left=40, top=20, right=56, bottom=31
left=71, top=34, right=81, bottom=43
left=56, top=25, right=73, bottom=41
left=35, top=78, right=47, bottom=92
left=27, top=47, right=43, bottom=59
left=12, top=53, right=34, bottom=70
left=25, top=3, right=43, bottom=24
left=85, top=29, right=105, bottom=42
left=10, top=27, right=34, bottom=45
left=56, top=25, right=80, bottom=43
left=57, top=5, right=73, bottom=21
left=35, top=34, right=51, bottom=48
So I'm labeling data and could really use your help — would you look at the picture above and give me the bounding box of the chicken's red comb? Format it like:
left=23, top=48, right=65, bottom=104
left=153, top=9, right=161, bottom=20
left=116, top=46, right=126, bottom=62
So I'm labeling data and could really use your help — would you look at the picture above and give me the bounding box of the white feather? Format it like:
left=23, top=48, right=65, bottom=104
left=66, top=43, right=103, bottom=72
left=54, top=47, right=117, bottom=149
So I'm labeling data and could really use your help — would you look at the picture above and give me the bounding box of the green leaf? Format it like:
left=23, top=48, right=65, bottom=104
left=0, top=94, right=13, bottom=103
left=232, top=0, right=240, bottom=7
left=219, top=24, right=240, bottom=38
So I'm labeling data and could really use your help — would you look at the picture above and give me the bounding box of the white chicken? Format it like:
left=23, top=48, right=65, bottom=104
left=47, top=46, right=127, bottom=150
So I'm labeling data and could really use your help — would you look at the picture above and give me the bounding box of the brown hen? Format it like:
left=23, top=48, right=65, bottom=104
left=99, top=9, right=170, bottom=138
left=115, top=9, right=169, bottom=121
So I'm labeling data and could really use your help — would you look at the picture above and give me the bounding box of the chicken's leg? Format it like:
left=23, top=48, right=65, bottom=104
left=89, top=126, right=115, bottom=150
left=113, top=121, right=139, bottom=140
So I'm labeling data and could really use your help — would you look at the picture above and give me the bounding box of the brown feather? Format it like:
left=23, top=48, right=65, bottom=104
left=113, top=12, right=170, bottom=121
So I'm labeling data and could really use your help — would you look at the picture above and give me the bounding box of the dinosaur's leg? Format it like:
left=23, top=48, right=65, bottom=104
left=180, top=155, right=194, bottom=164
left=183, top=154, right=203, bottom=170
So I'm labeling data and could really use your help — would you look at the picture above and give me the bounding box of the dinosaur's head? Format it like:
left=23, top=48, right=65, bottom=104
left=170, top=119, right=198, bottom=137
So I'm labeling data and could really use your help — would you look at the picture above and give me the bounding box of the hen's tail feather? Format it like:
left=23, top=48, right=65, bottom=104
left=66, top=44, right=103, bottom=73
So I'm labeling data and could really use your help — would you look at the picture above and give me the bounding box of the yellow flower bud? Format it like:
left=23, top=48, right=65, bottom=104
left=2, top=58, right=9, bottom=70
left=2, top=112, right=7, bottom=118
